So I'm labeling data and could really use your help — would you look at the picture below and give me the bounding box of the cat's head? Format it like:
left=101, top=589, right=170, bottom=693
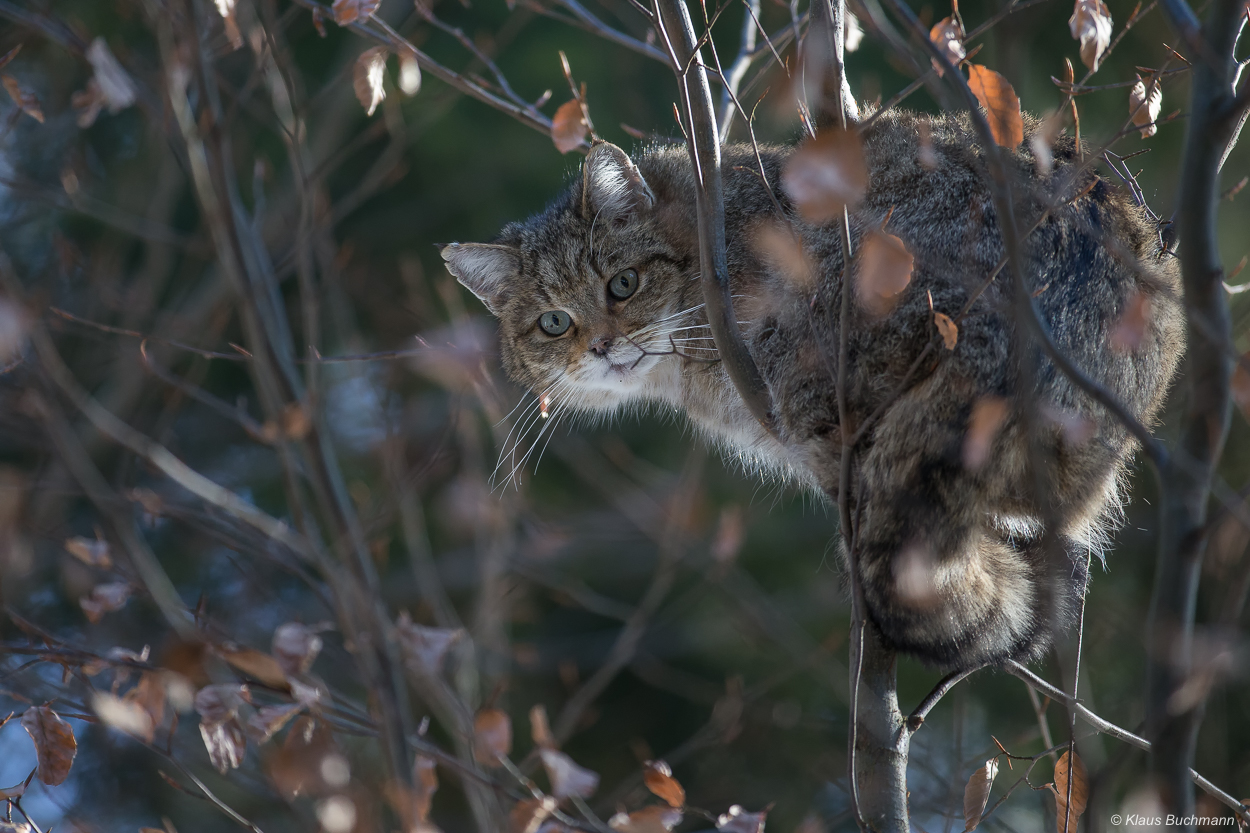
left=441, top=142, right=699, bottom=414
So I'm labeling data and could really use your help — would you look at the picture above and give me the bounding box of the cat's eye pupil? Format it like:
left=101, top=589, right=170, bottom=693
left=539, top=310, right=571, bottom=336
left=609, top=268, right=639, bottom=300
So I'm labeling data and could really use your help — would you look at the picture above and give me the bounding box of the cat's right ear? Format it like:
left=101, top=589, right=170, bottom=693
left=440, top=242, right=520, bottom=315
left=582, top=142, right=655, bottom=222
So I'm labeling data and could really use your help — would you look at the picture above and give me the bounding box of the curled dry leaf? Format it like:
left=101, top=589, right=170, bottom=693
left=399, top=53, right=422, bottom=96
left=353, top=47, right=388, bottom=117
left=80, top=581, right=131, bottom=623
left=934, top=312, right=959, bottom=350
left=929, top=17, right=966, bottom=76
left=1069, top=0, right=1112, bottom=72
left=1053, top=750, right=1090, bottom=833
left=22, top=705, right=77, bottom=785
left=213, top=0, right=244, bottom=50
left=1110, top=290, right=1152, bottom=352
left=529, top=703, right=555, bottom=750
left=967, top=64, right=1023, bottom=149
left=643, top=760, right=685, bottom=808
left=510, top=796, right=559, bottom=833
left=272, top=622, right=324, bottom=677
left=93, top=691, right=154, bottom=742
left=65, top=536, right=111, bottom=569
left=716, top=805, right=768, bottom=833
left=216, top=644, right=290, bottom=689
left=195, top=684, right=249, bottom=774
left=551, top=99, right=588, bottom=154
left=1129, top=76, right=1163, bottom=139
left=608, top=806, right=684, bottom=833
left=247, top=703, right=305, bottom=744
left=857, top=230, right=914, bottom=318
left=963, top=758, right=999, bottom=831
left=782, top=127, right=868, bottom=223
left=331, top=0, right=381, bottom=25
left=539, top=748, right=599, bottom=799
left=963, top=398, right=1009, bottom=471
left=396, top=612, right=463, bottom=676
left=2, top=75, right=44, bottom=124
left=267, top=716, right=338, bottom=799
left=473, top=707, right=512, bottom=764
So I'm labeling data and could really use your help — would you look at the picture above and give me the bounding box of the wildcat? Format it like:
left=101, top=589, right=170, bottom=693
left=441, top=108, right=1184, bottom=670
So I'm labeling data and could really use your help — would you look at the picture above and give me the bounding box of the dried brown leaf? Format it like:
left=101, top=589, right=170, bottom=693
left=247, top=703, right=305, bottom=744
left=65, top=535, right=112, bottom=569
left=353, top=47, right=388, bottom=116
left=967, top=65, right=1023, bottom=148
left=510, top=797, right=559, bottom=833
left=266, top=716, right=338, bottom=798
left=93, top=691, right=155, bottom=742
left=272, top=622, right=324, bottom=677
left=80, top=581, right=131, bottom=623
left=529, top=703, right=555, bottom=750
left=1053, top=750, right=1089, bottom=833
left=473, top=707, right=512, bottom=764
left=857, top=230, right=914, bottom=318
left=213, top=0, right=244, bottom=50
left=963, top=398, right=1009, bottom=471
left=331, top=0, right=381, bottom=25
left=217, top=644, right=289, bottom=688
left=128, top=672, right=166, bottom=731
left=1110, top=290, right=1152, bottom=352
left=608, top=806, right=684, bottom=833
left=929, top=17, right=966, bottom=76
left=414, top=756, right=438, bottom=823
left=396, top=613, right=463, bottom=676
left=21, top=706, right=77, bottom=785
left=782, top=128, right=869, bottom=222
left=538, top=748, right=599, bottom=799
left=752, top=221, right=816, bottom=295
left=552, top=99, right=588, bottom=154
left=934, top=312, right=959, bottom=350
left=643, top=760, right=685, bottom=808
left=200, top=715, right=247, bottom=774
left=1129, top=76, right=1162, bottom=138
left=1069, top=0, right=1112, bottom=71
left=2, top=75, right=43, bottom=123
left=717, top=805, right=768, bottom=833
left=0, top=45, right=21, bottom=73
left=963, top=758, right=999, bottom=831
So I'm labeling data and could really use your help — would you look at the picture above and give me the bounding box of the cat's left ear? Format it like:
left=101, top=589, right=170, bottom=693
left=582, top=142, right=655, bottom=222
left=441, top=242, right=520, bottom=315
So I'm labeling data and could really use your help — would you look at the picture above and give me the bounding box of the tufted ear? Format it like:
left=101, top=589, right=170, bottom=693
left=441, top=242, right=520, bottom=316
left=581, top=141, right=655, bottom=222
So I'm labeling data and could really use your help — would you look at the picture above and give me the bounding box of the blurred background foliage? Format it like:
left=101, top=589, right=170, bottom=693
left=0, top=0, right=1247, bottom=830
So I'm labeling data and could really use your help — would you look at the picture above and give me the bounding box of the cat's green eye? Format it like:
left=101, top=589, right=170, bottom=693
left=608, top=268, right=639, bottom=300
left=538, top=310, right=572, bottom=336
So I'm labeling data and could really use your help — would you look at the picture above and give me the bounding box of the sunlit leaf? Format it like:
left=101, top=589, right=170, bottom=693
left=856, top=230, right=914, bottom=318
left=65, top=536, right=111, bottom=569
left=331, top=0, right=381, bottom=25
left=21, top=706, right=77, bottom=785
left=217, top=644, right=289, bottom=688
left=1069, top=0, right=1112, bottom=71
left=935, top=312, right=959, bottom=350
left=1053, top=750, right=1089, bottom=833
left=1129, top=76, right=1162, bottom=139
left=929, top=17, right=966, bottom=76
left=716, top=805, right=768, bottom=833
left=782, top=127, right=868, bottom=223
left=963, top=758, right=999, bottom=831
left=510, top=797, right=558, bottom=833
left=608, top=806, right=683, bottom=833
left=967, top=64, right=1023, bottom=148
left=213, top=0, right=244, bottom=50
left=963, top=398, right=1009, bottom=471
left=643, top=760, right=685, bottom=808
left=316, top=795, right=357, bottom=833
left=552, top=99, right=588, bottom=154
left=195, top=684, right=249, bottom=773
left=529, top=703, right=555, bottom=750
left=399, top=53, right=422, bottom=96
left=353, top=47, right=388, bottom=117
left=473, top=707, right=512, bottom=764
left=93, top=691, right=155, bottom=742
left=539, top=748, right=599, bottom=799
left=128, top=672, right=167, bottom=733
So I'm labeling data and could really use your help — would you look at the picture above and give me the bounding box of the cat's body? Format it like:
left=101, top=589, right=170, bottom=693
left=443, top=108, right=1184, bottom=670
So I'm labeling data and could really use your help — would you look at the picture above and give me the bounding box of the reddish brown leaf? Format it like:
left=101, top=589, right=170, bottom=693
left=643, top=760, right=685, bottom=808
left=1069, top=0, right=1112, bottom=71
left=80, top=581, right=131, bottom=623
left=782, top=128, right=869, bottom=223
left=963, top=758, right=999, bottom=831
left=2, top=75, right=43, bottom=123
left=608, top=806, right=683, bottom=833
left=510, top=797, right=559, bottom=833
left=266, top=716, right=340, bottom=799
left=353, top=47, right=388, bottom=116
left=967, top=65, right=1023, bottom=148
left=216, top=644, right=289, bottom=688
left=934, top=312, right=959, bottom=350
left=331, top=0, right=381, bottom=25
left=396, top=613, right=463, bottom=676
left=414, top=756, right=438, bottom=823
left=539, top=748, right=599, bottom=799
left=716, top=805, right=768, bottom=833
left=551, top=99, right=588, bottom=154
left=473, top=707, right=512, bottom=764
left=529, top=703, right=555, bottom=750
left=213, top=0, right=244, bottom=50
left=311, top=6, right=328, bottom=36
left=929, top=17, right=966, bottom=75
left=247, top=703, right=305, bottom=744
left=1129, top=76, right=1162, bottom=138
left=271, top=622, right=324, bottom=677
left=963, top=398, right=1009, bottom=471
left=21, top=706, right=77, bottom=785
left=1110, top=291, right=1152, bottom=352
left=128, top=672, right=166, bottom=733
left=65, top=535, right=111, bottom=569
left=1053, top=750, right=1089, bottom=833
left=856, top=230, right=914, bottom=318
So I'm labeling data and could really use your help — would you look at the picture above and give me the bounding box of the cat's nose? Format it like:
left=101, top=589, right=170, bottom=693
left=589, top=335, right=615, bottom=356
